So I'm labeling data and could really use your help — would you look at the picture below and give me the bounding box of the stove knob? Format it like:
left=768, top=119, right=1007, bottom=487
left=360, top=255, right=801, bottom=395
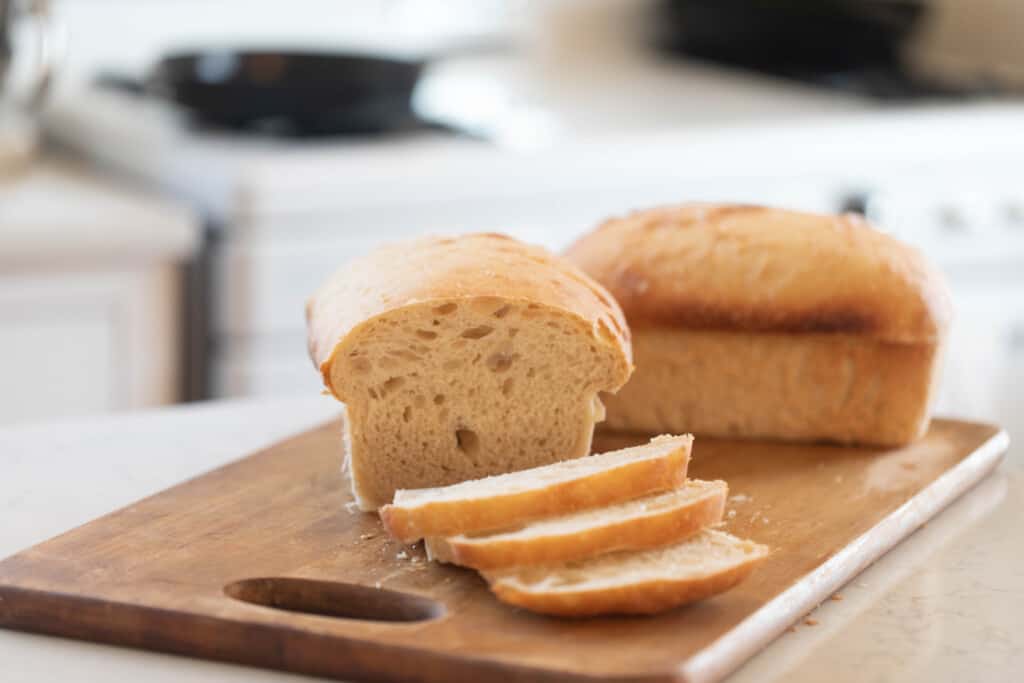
left=1004, top=202, right=1024, bottom=228
left=937, top=205, right=968, bottom=234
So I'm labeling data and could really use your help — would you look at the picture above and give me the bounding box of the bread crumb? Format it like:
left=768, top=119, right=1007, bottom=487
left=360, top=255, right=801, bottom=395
left=344, top=501, right=360, bottom=513
left=834, top=475, right=844, bottom=484
left=360, top=533, right=377, bottom=540
left=804, top=618, right=819, bottom=626
left=729, top=494, right=751, bottom=504
left=374, top=581, right=382, bottom=589
left=396, top=551, right=408, bottom=560
left=727, top=510, right=737, bottom=519
left=831, top=593, right=844, bottom=601
left=762, top=517, right=770, bottom=524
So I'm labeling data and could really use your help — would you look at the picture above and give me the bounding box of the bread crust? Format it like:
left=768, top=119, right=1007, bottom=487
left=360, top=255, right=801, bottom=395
left=486, top=548, right=767, bottom=617
left=565, top=204, right=951, bottom=344
left=380, top=437, right=692, bottom=543
left=602, top=329, right=941, bottom=446
left=307, top=233, right=632, bottom=403
left=432, top=481, right=726, bottom=569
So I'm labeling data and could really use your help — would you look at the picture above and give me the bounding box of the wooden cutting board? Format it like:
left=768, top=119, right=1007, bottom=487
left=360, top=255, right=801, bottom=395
left=0, top=418, right=1007, bottom=683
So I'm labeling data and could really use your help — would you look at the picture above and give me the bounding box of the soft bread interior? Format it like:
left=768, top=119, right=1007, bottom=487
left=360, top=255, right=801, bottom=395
left=333, top=297, right=628, bottom=508
left=394, top=434, right=690, bottom=508
left=487, top=530, right=768, bottom=593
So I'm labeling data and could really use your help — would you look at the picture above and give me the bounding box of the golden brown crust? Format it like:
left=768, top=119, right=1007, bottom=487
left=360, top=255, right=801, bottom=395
left=307, top=233, right=632, bottom=402
left=487, top=551, right=767, bottom=617
left=602, top=329, right=941, bottom=446
left=565, top=203, right=952, bottom=344
left=436, top=483, right=726, bottom=570
left=379, top=438, right=691, bottom=543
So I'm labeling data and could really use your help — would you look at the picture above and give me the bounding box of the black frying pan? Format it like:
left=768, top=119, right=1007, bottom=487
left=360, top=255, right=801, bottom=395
left=99, top=50, right=433, bottom=136
left=656, top=0, right=927, bottom=71
left=152, top=50, right=426, bottom=135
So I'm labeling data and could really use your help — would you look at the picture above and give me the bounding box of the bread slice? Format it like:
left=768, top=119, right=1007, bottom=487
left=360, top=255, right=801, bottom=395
left=426, top=479, right=726, bottom=569
left=485, top=529, right=769, bottom=617
left=565, top=203, right=952, bottom=446
left=380, top=434, right=692, bottom=543
left=306, top=233, right=633, bottom=510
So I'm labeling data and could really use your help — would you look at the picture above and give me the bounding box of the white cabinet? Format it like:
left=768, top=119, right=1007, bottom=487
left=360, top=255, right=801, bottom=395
left=0, top=160, right=199, bottom=425
left=0, top=267, right=182, bottom=422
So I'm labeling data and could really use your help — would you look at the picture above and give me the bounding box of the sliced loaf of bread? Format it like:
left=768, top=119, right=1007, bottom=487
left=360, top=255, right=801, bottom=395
left=306, top=233, right=633, bottom=510
left=484, top=529, right=769, bottom=617
left=426, top=479, right=726, bottom=569
left=380, top=434, right=692, bottom=543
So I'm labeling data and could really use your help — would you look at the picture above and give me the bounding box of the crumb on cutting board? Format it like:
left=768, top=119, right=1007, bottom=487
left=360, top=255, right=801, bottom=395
left=804, top=618, right=819, bottom=626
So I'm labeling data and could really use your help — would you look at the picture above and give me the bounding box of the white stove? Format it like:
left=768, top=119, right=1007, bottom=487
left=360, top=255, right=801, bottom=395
left=43, top=82, right=1024, bottom=436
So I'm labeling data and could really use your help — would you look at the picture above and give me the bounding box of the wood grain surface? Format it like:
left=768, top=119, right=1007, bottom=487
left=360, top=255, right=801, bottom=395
left=0, top=419, right=1008, bottom=683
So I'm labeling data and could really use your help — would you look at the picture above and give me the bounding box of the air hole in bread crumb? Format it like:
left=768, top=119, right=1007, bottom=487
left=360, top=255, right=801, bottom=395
left=492, top=305, right=512, bottom=318
left=368, top=388, right=379, bottom=399
left=455, top=429, right=480, bottom=457
left=526, top=367, right=535, bottom=378
left=501, top=378, right=514, bottom=396
left=402, top=406, right=412, bottom=423
left=415, top=330, right=437, bottom=340
left=508, top=328, right=519, bottom=338
left=461, top=325, right=494, bottom=339
left=350, top=357, right=371, bottom=373
left=487, top=353, right=514, bottom=373
left=433, top=303, right=458, bottom=315
left=382, top=376, right=405, bottom=394
left=434, top=394, right=446, bottom=405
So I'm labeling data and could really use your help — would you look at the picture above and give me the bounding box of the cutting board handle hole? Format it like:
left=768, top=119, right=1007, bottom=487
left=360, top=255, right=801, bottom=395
left=224, top=577, right=445, bottom=623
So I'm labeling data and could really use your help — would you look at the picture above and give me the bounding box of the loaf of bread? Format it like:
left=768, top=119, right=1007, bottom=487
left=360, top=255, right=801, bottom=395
left=565, top=204, right=953, bottom=446
left=425, top=478, right=726, bottom=569
left=380, top=434, right=692, bottom=542
left=306, top=233, right=633, bottom=510
left=484, top=529, right=769, bottom=617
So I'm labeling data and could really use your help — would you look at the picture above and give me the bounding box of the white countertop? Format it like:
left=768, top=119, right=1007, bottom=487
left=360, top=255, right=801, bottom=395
left=1, top=397, right=1021, bottom=682
left=0, top=157, right=199, bottom=268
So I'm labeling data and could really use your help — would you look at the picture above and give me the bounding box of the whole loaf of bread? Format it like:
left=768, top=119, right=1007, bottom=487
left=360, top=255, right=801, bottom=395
left=307, top=233, right=633, bottom=509
left=565, top=203, right=952, bottom=446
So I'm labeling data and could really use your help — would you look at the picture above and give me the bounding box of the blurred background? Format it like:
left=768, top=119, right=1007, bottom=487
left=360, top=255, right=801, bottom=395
left=2, top=0, right=1023, bottom=434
